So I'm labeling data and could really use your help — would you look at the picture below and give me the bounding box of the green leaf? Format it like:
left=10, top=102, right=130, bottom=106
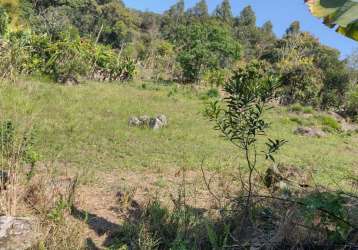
left=305, top=0, right=358, bottom=41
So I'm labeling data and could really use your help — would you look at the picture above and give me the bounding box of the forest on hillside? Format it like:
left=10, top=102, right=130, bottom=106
left=0, top=0, right=357, bottom=117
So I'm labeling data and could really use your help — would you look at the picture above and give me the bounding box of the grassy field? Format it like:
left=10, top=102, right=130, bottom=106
left=0, top=79, right=357, bottom=187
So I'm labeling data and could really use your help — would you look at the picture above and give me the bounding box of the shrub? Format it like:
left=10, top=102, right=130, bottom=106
left=289, top=103, right=304, bottom=113
left=200, top=88, right=220, bottom=100
left=289, top=116, right=303, bottom=125
left=0, top=6, right=9, bottom=37
left=303, top=106, right=314, bottom=114
left=206, top=88, right=219, bottom=98
left=320, top=70, right=350, bottom=110
left=45, top=36, right=91, bottom=83
left=275, top=50, right=324, bottom=106
left=202, top=68, right=231, bottom=87
left=0, top=31, right=136, bottom=82
left=0, top=31, right=31, bottom=80
left=0, top=119, right=39, bottom=167
left=300, top=192, right=350, bottom=243
left=90, top=43, right=136, bottom=82
left=289, top=104, right=313, bottom=114
left=205, top=61, right=285, bottom=213
left=318, top=115, right=341, bottom=131
left=346, top=85, right=358, bottom=118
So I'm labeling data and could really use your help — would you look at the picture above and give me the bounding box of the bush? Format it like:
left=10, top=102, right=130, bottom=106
left=276, top=53, right=323, bottom=106
left=0, top=6, right=9, bottom=37
left=289, top=104, right=314, bottom=114
left=0, top=31, right=31, bottom=80
left=202, top=68, right=231, bottom=87
left=289, top=116, right=303, bottom=125
left=318, top=115, right=341, bottom=131
left=206, top=88, right=219, bottom=98
left=320, top=70, right=350, bottom=110
left=0, top=31, right=136, bottom=83
left=303, top=106, right=314, bottom=114
left=90, top=43, right=136, bottom=82
left=289, top=103, right=304, bottom=113
left=0, top=119, right=39, bottom=167
left=300, top=192, right=350, bottom=243
left=346, top=85, right=358, bottom=119
left=45, top=36, right=91, bottom=83
left=200, top=88, right=220, bottom=100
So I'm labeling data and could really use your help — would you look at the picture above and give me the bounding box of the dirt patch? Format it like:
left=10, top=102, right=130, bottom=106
left=74, top=169, right=239, bottom=248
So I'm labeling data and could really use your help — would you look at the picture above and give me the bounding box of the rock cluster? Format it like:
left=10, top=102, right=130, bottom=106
left=128, top=114, right=168, bottom=129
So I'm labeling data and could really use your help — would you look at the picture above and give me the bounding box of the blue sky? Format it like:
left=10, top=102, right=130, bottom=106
left=122, top=0, right=357, bottom=59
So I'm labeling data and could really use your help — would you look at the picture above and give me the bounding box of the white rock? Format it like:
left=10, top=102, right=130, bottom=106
left=0, top=216, right=40, bottom=250
left=128, top=116, right=141, bottom=127
left=157, top=114, right=168, bottom=126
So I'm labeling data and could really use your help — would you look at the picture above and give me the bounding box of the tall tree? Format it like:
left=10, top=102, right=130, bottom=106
left=214, top=0, right=233, bottom=24
left=261, top=21, right=274, bottom=37
left=286, top=21, right=300, bottom=36
left=234, top=5, right=260, bottom=59
left=187, top=0, right=209, bottom=19
left=165, top=0, right=185, bottom=21
left=256, top=21, right=276, bottom=57
left=235, top=5, right=256, bottom=27
left=161, top=0, right=185, bottom=40
left=175, top=21, right=241, bottom=82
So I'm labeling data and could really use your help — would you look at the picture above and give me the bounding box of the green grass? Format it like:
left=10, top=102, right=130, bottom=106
left=288, top=104, right=314, bottom=114
left=288, top=103, right=304, bottom=113
left=303, top=106, right=314, bottom=114
left=0, top=79, right=357, bottom=187
left=317, top=115, right=342, bottom=132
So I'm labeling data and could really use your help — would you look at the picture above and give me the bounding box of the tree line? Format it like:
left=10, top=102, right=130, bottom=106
left=0, top=0, right=357, bottom=117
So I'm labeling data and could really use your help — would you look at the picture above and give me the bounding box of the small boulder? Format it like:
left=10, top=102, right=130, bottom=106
left=0, top=216, right=40, bottom=250
left=138, top=115, right=150, bottom=127
left=157, top=114, right=168, bottom=126
left=294, top=127, right=326, bottom=137
left=129, top=115, right=168, bottom=129
left=128, top=117, right=141, bottom=127
left=149, top=117, right=164, bottom=130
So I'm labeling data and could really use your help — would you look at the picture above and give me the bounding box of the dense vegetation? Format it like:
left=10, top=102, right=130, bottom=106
left=0, top=0, right=357, bottom=117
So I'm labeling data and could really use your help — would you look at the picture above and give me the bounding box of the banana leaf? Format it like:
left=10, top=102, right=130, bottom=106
left=305, top=0, right=358, bottom=41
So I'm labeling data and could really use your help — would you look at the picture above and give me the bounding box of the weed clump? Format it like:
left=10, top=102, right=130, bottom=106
left=289, top=103, right=304, bottom=113
left=318, top=115, right=342, bottom=132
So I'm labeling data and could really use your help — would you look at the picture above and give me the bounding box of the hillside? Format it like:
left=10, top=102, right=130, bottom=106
left=1, top=79, right=357, bottom=248
left=0, top=0, right=358, bottom=249
left=1, top=79, right=357, bottom=182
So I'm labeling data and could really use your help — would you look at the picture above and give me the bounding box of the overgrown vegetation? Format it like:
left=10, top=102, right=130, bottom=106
left=0, top=0, right=356, bottom=116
